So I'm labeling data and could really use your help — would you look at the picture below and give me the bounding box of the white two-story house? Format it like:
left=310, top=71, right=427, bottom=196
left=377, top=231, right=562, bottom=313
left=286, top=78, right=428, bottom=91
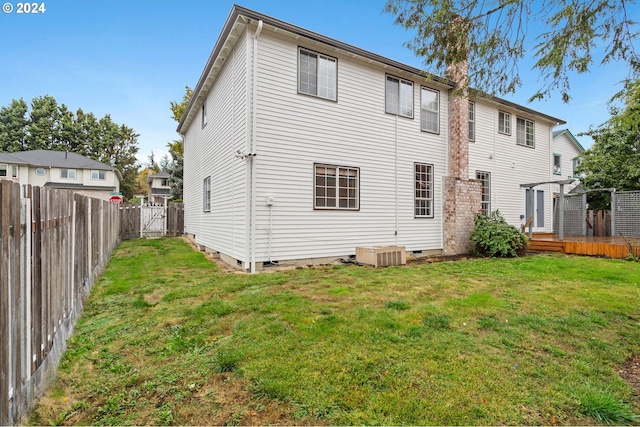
left=178, top=6, right=566, bottom=271
left=0, top=150, right=121, bottom=201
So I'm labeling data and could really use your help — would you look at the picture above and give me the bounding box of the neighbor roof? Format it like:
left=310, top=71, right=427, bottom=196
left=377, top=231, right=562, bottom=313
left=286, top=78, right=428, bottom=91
left=178, top=4, right=565, bottom=133
left=0, top=150, right=122, bottom=180
left=553, top=129, right=585, bottom=152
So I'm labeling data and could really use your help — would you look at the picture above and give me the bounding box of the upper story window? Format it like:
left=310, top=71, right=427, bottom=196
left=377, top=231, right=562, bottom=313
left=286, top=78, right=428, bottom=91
left=11, top=165, right=18, bottom=178
left=415, top=163, right=434, bottom=218
left=386, top=75, right=413, bottom=118
left=203, top=176, right=211, bottom=212
left=468, top=102, right=475, bottom=142
left=314, top=164, right=359, bottom=210
left=420, top=87, right=439, bottom=133
left=498, top=111, right=511, bottom=135
left=298, top=48, right=337, bottom=101
left=160, top=178, right=169, bottom=187
left=91, top=170, right=106, bottom=180
left=0, top=164, right=7, bottom=177
left=35, top=167, right=46, bottom=176
left=516, top=117, right=535, bottom=147
left=553, top=154, right=562, bottom=175
left=2, top=165, right=20, bottom=178
left=60, top=168, right=76, bottom=179
left=201, top=100, right=207, bottom=128
left=573, top=157, right=583, bottom=177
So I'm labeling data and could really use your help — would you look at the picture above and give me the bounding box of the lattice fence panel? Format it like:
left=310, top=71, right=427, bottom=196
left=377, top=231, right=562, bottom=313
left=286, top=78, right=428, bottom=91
left=563, top=194, right=585, bottom=236
left=615, top=191, right=640, bottom=237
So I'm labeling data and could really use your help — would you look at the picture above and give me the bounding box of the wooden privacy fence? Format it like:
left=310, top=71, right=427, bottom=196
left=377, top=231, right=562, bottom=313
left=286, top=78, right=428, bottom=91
left=0, top=181, right=120, bottom=425
left=119, top=202, right=184, bottom=240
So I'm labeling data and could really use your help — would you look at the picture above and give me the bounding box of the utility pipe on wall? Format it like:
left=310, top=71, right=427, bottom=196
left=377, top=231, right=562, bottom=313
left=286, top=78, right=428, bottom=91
left=248, top=19, right=263, bottom=274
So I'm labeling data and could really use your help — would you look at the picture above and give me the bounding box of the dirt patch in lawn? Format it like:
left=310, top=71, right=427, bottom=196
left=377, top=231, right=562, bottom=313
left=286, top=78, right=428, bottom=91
left=619, top=354, right=640, bottom=404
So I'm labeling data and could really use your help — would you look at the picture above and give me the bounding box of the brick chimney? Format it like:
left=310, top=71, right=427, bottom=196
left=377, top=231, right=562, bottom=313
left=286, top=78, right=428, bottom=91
left=442, top=15, right=482, bottom=255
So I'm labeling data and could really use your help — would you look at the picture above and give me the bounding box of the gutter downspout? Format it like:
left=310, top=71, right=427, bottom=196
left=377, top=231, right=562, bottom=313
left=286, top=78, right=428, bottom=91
left=249, top=19, right=263, bottom=274
left=395, top=115, right=399, bottom=246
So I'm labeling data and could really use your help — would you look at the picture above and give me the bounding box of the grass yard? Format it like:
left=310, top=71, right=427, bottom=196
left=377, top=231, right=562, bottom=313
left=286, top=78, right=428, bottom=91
left=29, top=238, right=640, bottom=426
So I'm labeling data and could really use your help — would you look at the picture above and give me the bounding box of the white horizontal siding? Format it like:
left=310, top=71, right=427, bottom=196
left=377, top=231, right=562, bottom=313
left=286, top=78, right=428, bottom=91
left=252, top=29, right=448, bottom=262
left=184, top=30, right=249, bottom=261
left=468, top=99, right=556, bottom=232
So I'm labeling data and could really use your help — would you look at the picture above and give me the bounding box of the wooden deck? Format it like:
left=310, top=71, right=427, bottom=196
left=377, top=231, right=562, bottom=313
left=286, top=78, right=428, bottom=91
left=528, top=233, right=640, bottom=259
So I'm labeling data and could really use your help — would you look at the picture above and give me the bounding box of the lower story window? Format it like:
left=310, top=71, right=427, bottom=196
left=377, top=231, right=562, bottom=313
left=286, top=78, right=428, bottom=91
left=476, top=171, right=491, bottom=215
left=203, top=176, right=211, bottom=212
left=314, top=164, right=359, bottom=210
left=415, top=163, right=434, bottom=217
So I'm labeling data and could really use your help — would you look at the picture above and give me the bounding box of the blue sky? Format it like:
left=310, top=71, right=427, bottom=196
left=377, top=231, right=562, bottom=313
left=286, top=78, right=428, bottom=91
left=1, top=0, right=636, bottom=164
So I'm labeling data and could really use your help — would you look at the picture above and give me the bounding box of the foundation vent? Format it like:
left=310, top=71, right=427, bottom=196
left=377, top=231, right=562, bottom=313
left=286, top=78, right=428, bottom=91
left=356, top=246, right=407, bottom=268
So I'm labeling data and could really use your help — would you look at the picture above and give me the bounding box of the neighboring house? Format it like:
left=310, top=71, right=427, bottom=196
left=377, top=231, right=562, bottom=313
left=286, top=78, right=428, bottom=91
left=551, top=129, right=585, bottom=192
left=178, top=6, right=566, bottom=271
left=0, top=150, right=121, bottom=201
left=147, top=171, right=172, bottom=204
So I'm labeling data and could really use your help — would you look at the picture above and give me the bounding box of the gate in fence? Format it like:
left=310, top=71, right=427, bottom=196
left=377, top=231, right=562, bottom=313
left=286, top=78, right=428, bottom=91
left=119, top=202, right=184, bottom=240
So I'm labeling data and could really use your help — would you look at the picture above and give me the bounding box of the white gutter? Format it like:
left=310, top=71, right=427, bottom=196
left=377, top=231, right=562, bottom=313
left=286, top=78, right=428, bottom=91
left=249, top=19, right=263, bottom=274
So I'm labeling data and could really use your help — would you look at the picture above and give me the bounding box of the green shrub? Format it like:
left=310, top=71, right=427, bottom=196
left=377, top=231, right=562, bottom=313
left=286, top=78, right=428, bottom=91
left=471, top=210, right=528, bottom=257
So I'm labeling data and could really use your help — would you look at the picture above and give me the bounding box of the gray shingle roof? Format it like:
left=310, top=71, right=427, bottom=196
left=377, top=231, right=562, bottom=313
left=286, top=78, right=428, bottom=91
left=0, top=150, right=115, bottom=171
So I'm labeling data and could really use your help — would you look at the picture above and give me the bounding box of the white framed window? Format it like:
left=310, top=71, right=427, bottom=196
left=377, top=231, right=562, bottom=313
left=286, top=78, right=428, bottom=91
left=314, top=164, right=359, bottom=210
left=468, top=102, right=475, bottom=141
left=498, top=111, right=511, bottom=135
left=516, top=117, right=535, bottom=147
left=476, top=171, right=491, bottom=215
left=573, top=157, right=582, bottom=177
left=160, top=178, right=169, bottom=187
left=386, top=75, right=413, bottom=118
left=0, top=164, right=7, bottom=177
left=414, top=163, right=434, bottom=218
left=298, top=48, right=337, bottom=101
left=553, top=154, right=561, bottom=175
left=35, top=167, right=46, bottom=176
left=11, top=165, right=17, bottom=178
left=203, top=176, right=211, bottom=212
left=60, top=168, right=76, bottom=179
left=201, top=100, right=207, bottom=128
left=91, top=170, right=106, bottom=180
left=420, top=88, right=439, bottom=133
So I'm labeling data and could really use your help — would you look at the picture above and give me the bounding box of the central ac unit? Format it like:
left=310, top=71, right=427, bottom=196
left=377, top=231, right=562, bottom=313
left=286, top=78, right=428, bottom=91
left=356, top=246, right=407, bottom=267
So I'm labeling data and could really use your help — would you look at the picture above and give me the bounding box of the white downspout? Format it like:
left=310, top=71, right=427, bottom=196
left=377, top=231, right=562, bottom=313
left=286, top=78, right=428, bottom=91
left=249, top=19, right=263, bottom=274
left=395, top=114, right=399, bottom=246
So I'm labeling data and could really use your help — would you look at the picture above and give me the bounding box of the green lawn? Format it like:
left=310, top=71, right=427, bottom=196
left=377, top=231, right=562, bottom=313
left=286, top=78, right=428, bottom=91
left=29, top=238, right=640, bottom=426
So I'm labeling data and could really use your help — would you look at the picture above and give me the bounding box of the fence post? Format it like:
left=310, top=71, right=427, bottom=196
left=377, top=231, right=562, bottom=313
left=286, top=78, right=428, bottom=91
left=611, top=190, right=616, bottom=237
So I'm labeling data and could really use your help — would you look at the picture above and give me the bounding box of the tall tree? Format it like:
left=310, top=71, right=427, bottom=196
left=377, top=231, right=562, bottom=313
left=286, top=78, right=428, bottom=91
left=166, top=86, right=191, bottom=201
left=576, top=77, right=640, bottom=209
left=170, top=86, right=193, bottom=123
left=384, top=0, right=639, bottom=101
left=0, top=98, right=28, bottom=152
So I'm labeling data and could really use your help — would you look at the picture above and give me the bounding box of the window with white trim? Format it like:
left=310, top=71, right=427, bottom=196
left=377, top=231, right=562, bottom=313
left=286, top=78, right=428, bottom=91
left=386, top=75, right=413, bottom=118
left=298, top=48, right=337, bottom=101
left=476, top=171, right=491, bottom=215
left=420, top=87, right=439, bottom=133
left=573, top=157, right=582, bottom=177
left=414, top=163, right=434, bottom=218
left=201, top=100, right=207, bottom=128
left=91, top=170, right=106, bottom=180
left=60, top=168, right=76, bottom=179
left=0, top=164, right=7, bottom=177
left=468, top=101, right=475, bottom=141
left=314, top=164, right=359, bottom=210
left=11, top=165, right=18, bottom=178
left=553, top=154, right=561, bottom=175
left=498, top=111, right=511, bottom=135
left=203, top=176, right=211, bottom=212
left=516, top=117, right=535, bottom=147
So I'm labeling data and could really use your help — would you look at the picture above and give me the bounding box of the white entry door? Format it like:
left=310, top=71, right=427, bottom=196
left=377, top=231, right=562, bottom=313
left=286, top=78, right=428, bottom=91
left=525, top=189, right=545, bottom=230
